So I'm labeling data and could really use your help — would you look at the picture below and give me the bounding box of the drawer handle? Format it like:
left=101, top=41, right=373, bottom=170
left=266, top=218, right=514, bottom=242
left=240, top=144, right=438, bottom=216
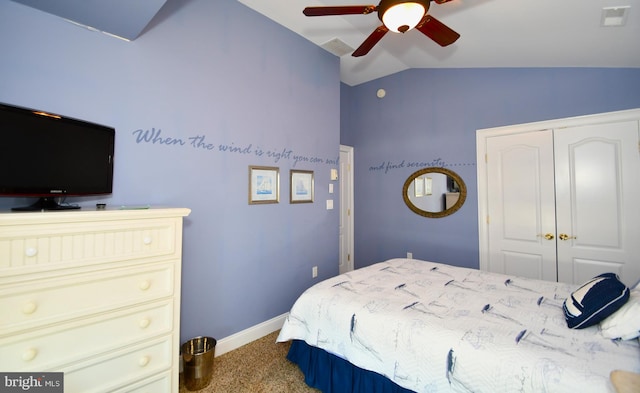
left=138, top=280, right=151, bottom=291
left=25, top=247, right=38, bottom=257
left=22, top=301, right=38, bottom=315
left=22, top=348, right=38, bottom=362
left=138, top=318, right=151, bottom=329
left=138, top=356, right=150, bottom=367
left=143, top=236, right=152, bottom=245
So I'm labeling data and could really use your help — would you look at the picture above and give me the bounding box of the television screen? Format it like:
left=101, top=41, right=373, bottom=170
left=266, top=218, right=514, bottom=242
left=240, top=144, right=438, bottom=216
left=0, top=102, right=115, bottom=211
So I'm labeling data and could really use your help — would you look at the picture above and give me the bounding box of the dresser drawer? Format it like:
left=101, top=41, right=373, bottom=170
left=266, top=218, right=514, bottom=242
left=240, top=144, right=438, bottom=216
left=61, top=336, right=173, bottom=393
left=0, top=217, right=179, bottom=276
left=0, top=262, right=175, bottom=334
left=0, top=300, right=173, bottom=372
left=113, top=371, right=172, bottom=393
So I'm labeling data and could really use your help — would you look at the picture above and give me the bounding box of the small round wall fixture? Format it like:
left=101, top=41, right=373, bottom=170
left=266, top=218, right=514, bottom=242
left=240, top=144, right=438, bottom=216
left=402, top=167, right=467, bottom=218
left=377, top=88, right=386, bottom=98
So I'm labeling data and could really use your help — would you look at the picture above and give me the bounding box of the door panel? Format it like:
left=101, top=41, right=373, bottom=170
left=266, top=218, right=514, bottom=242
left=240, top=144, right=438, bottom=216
left=503, top=251, right=545, bottom=279
left=486, top=130, right=557, bottom=281
left=572, top=258, right=625, bottom=287
left=554, top=121, right=640, bottom=286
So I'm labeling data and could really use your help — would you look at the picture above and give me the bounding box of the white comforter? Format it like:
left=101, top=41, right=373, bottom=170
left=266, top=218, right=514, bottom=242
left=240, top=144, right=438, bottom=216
left=277, top=258, right=640, bottom=393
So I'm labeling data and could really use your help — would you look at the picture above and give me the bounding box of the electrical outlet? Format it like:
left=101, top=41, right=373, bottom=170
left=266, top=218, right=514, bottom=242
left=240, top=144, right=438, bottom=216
left=407, top=252, right=413, bottom=259
left=312, top=266, right=318, bottom=278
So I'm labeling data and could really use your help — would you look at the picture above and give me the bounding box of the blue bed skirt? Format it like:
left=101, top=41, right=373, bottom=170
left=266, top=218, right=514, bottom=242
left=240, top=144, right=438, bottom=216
left=287, top=340, right=415, bottom=393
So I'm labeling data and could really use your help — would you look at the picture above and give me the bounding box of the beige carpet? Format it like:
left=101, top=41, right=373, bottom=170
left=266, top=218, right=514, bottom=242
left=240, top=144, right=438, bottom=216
left=179, top=331, right=320, bottom=393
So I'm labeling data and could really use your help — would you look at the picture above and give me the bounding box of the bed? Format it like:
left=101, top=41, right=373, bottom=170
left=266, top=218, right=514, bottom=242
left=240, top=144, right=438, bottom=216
left=277, top=258, right=640, bottom=393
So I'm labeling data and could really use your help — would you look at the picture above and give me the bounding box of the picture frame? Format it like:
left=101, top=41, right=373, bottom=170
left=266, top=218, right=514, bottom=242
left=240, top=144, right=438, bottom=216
left=290, top=170, right=314, bottom=203
left=249, top=166, right=279, bottom=204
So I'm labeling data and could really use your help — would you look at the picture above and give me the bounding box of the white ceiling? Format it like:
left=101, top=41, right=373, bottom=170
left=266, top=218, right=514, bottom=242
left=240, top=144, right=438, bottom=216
left=10, top=0, right=640, bottom=86
left=239, top=0, right=640, bottom=85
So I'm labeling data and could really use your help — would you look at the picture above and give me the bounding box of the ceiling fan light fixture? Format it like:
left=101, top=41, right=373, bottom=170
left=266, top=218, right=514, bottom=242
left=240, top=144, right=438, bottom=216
left=379, top=0, right=428, bottom=33
left=302, top=0, right=457, bottom=57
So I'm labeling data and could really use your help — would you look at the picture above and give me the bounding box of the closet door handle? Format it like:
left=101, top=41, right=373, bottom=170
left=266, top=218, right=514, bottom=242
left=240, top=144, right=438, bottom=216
left=559, top=233, right=577, bottom=241
left=537, top=233, right=554, bottom=240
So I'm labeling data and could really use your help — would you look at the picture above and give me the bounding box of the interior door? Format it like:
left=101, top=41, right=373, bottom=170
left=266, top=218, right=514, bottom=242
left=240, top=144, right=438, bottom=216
left=554, top=121, right=640, bottom=286
left=486, top=130, right=558, bottom=281
left=339, top=145, right=354, bottom=274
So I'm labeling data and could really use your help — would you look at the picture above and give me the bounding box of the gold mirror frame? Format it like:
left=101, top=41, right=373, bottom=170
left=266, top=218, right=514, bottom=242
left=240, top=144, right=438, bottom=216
left=402, top=167, right=467, bottom=218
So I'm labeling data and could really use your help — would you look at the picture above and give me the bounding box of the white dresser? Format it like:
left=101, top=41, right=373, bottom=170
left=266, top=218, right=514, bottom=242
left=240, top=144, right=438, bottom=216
left=0, top=207, right=190, bottom=393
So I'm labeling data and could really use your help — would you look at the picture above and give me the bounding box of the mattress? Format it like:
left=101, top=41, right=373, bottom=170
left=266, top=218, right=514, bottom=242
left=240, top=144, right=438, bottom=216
left=277, top=258, right=640, bottom=393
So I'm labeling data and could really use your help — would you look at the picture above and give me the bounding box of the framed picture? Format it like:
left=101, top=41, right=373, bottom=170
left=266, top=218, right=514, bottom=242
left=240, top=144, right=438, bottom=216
left=290, top=170, right=314, bottom=203
left=249, top=166, right=279, bottom=204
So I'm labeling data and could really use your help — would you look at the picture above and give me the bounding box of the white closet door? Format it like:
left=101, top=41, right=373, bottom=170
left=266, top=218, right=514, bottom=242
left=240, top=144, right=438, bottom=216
left=554, top=121, right=640, bottom=286
left=486, top=130, right=558, bottom=281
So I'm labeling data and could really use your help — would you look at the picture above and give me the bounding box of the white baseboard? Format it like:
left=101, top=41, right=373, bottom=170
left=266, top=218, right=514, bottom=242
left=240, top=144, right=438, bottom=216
left=179, top=312, right=289, bottom=371
left=214, top=312, right=288, bottom=357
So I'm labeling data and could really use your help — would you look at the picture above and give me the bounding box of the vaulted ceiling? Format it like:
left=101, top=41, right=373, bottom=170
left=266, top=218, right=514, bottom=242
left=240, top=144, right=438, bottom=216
left=10, top=0, right=640, bottom=86
left=11, top=0, right=168, bottom=41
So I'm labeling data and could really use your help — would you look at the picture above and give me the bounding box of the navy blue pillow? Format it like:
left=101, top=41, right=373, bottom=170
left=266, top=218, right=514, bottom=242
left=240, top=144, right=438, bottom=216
left=563, top=273, right=630, bottom=329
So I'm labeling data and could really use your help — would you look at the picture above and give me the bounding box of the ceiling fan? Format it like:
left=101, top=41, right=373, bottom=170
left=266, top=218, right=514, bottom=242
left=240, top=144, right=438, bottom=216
left=303, top=0, right=460, bottom=57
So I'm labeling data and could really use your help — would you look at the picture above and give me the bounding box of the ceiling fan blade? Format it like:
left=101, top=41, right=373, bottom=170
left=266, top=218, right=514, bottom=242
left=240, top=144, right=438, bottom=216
left=416, top=15, right=460, bottom=47
left=303, top=6, right=376, bottom=17
left=352, top=25, right=389, bottom=57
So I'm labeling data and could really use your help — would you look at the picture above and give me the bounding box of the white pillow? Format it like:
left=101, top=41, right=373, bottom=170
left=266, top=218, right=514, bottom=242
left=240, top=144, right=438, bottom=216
left=600, top=288, right=640, bottom=340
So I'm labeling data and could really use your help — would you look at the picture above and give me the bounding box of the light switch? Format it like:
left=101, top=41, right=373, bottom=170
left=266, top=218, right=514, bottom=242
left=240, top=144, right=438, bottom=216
left=329, top=184, right=334, bottom=194
left=326, top=199, right=334, bottom=210
left=330, top=168, right=338, bottom=181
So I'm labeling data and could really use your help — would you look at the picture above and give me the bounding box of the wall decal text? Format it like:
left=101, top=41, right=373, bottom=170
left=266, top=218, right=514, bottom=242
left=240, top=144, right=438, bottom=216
left=369, top=158, right=475, bottom=174
left=132, top=128, right=338, bottom=167
left=369, top=158, right=446, bottom=174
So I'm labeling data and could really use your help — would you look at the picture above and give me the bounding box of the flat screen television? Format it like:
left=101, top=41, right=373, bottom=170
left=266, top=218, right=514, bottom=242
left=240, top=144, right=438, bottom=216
left=0, top=102, right=115, bottom=211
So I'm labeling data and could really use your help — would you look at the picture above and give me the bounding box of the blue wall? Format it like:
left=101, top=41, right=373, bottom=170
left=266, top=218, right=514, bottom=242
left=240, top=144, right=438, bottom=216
left=3, top=0, right=640, bottom=344
left=0, top=0, right=341, bottom=342
left=342, top=68, right=640, bottom=269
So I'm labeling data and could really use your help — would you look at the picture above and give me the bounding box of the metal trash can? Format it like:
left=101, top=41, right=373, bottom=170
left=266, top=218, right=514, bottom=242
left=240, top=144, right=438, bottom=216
left=182, top=336, right=216, bottom=391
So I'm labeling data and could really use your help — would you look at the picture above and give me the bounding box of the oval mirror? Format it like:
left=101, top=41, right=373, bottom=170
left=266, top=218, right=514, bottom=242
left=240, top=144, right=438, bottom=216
left=402, top=167, right=467, bottom=218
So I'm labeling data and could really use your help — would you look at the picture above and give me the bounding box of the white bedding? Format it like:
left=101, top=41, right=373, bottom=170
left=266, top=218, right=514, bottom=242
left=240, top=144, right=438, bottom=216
left=277, top=258, right=640, bottom=393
